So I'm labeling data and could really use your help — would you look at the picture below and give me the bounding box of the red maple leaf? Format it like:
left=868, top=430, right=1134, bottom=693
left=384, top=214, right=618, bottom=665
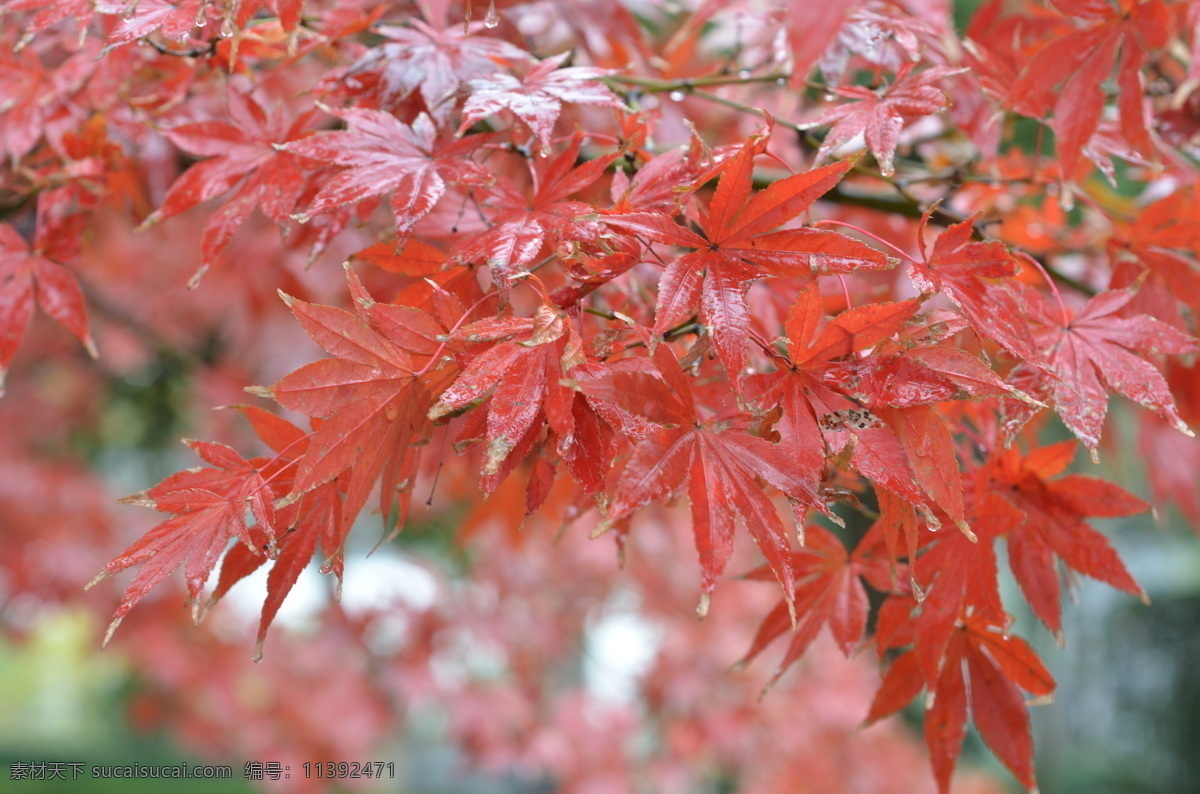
left=819, top=339, right=1029, bottom=407
left=0, top=43, right=92, bottom=165
left=141, top=90, right=318, bottom=271
left=206, top=406, right=347, bottom=659
left=3, top=0, right=96, bottom=48
left=751, top=285, right=967, bottom=531
left=449, top=131, right=619, bottom=303
left=607, top=126, right=710, bottom=214
left=605, top=132, right=893, bottom=383
left=580, top=343, right=826, bottom=614
left=0, top=220, right=95, bottom=391
left=1111, top=185, right=1200, bottom=317
left=429, top=288, right=586, bottom=494
left=738, top=522, right=898, bottom=689
left=458, top=52, right=620, bottom=154
left=909, top=211, right=1042, bottom=363
left=1007, top=0, right=1171, bottom=181
left=98, top=0, right=211, bottom=52
left=988, top=441, right=1149, bottom=636
left=909, top=490, right=1022, bottom=682
left=230, top=0, right=303, bottom=33
left=1138, top=360, right=1200, bottom=526
left=89, top=440, right=278, bottom=646
left=254, top=271, right=444, bottom=529
left=783, top=0, right=859, bottom=87
left=868, top=610, right=1056, bottom=794
left=283, top=108, right=492, bottom=245
left=1006, top=283, right=1197, bottom=457
left=802, top=64, right=965, bottom=176
left=345, top=18, right=530, bottom=116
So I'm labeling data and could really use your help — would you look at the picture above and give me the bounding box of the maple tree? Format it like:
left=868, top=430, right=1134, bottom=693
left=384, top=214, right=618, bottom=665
left=4, top=0, right=1200, bottom=791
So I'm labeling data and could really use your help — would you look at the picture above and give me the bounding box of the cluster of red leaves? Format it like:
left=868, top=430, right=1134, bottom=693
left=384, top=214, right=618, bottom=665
left=5, top=0, right=1200, bottom=791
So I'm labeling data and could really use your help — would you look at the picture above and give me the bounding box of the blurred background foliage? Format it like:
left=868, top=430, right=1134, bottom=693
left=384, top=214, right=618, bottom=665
left=3, top=348, right=1199, bottom=793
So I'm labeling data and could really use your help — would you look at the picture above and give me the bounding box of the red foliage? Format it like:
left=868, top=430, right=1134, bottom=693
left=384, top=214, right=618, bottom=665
left=4, top=0, right=1200, bottom=792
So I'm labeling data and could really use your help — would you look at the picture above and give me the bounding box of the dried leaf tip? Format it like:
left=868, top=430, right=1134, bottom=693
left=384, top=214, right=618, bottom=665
left=275, top=492, right=300, bottom=509
left=245, top=385, right=274, bottom=399
left=117, top=491, right=156, bottom=507
left=955, top=519, right=977, bottom=543
left=910, top=575, right=926, bottom=603
left=589, top=519, right=613, bottom=539
left=697, top=592, right=711, bottom=619
left=101, top=616, right=124, bottom=649
left=1012, top=388, right=1046, bottom=408
left=277, top=289, right=296, bottom=307
left=187, top=264, right=209, bottom=290
left=133, top=212, right=162, bottom=233
left=196, top=595, right=219, bottom=624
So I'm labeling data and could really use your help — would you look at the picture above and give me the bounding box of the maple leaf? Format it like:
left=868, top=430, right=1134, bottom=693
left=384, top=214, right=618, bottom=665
left=802, top=64, right=965, bottom=176
left=604, top=133, right=893, bottom=383
left=0, top=43, right=93, bottom=165
left=868, top=611, right=1056, bottom=794
left=783, top=0, right=859, bottom=87
left=738, top=523, right=898, bottom=689
left=90, top=440, right=278, bottom=646
left=3, top=0, right=97, bottom=49
left=580, top=343, right=826, bottom=614
left=283, top=108, right=492, bottom=244
left=253, top=274, right=443, bottom=529
left=607, top=129, right=710, bottom=214
left=1138, top=360, right=1200, bottom=526
left=229, top=0, right=303, bottom=33
left=1006, top=283, right=1198, bottom=458
left=0, top=221, right=95, bottom=392
left=819, top=341, right=1028, bottom=408
left=97, top=0, right=211, bottom=52
left=141, top=91, right=318, bottom=271
left=428, top=291, right=585, bottom=493
left=1007, top=0, right=1170, bottom=181
left=345, top=18, right=530, bottom=117
left=750, top=285, right=962, bottom=529
left=908, top=211, right=1042, bottom=364
left=458, top=52, right=621, bottom=154
left=206, top=406, right=347, bottom=659
left=909, top=490, right=1021, bottom=682
left=988, top=440, right=1149, bottom=635
left=1111, top=185, right=1200, bottom=317
left=449, top=131, right=618, bottom=303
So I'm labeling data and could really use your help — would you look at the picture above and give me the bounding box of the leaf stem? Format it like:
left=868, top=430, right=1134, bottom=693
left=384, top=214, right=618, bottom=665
left=1015, top=251, right=1071, bottom=327
left=607, top=72, right=792, bottom=91
left=416, top=291, right=498, bottom=377
left=811, top=219, right=919, bottom=264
